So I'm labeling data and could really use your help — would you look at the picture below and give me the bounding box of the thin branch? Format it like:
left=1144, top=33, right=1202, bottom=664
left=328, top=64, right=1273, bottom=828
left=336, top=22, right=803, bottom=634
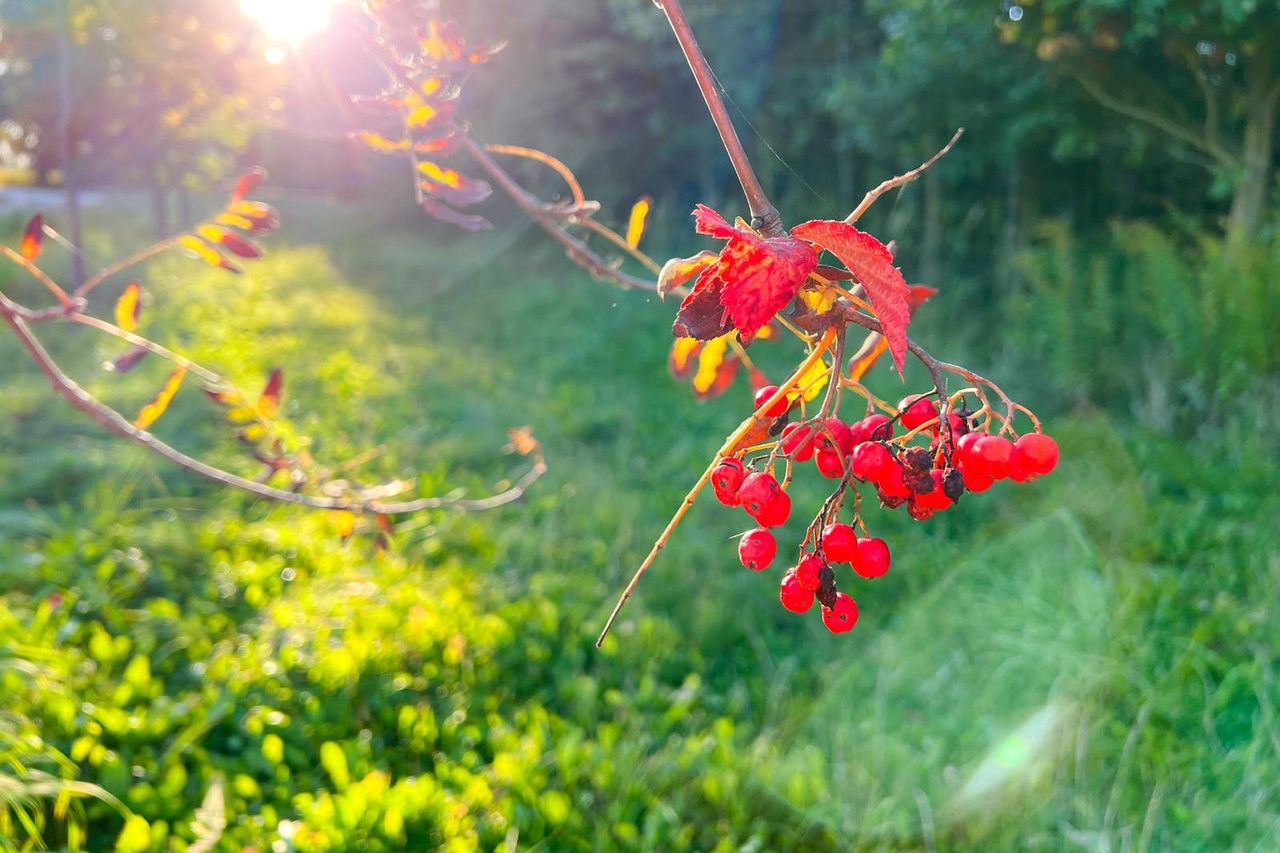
left=461, top=135, right=659, bottom=292
left=655, top=0, right=782, bottom=236
left=0, top=246, right=74, bottom=307
left=66, top=313, right=223, bottom=384
left=0, top=290, right=545, bottom=516
left=1073, top=73, right=1237, bottom=167
left=845, top=129, right=965, bottom=224
left=596, top=327, right=838, bottom=647
left=573, top=216, right=663, bottom=274
left=484, top=143, right=587, bottom=208
left=74, top=235, right=183, bottom=300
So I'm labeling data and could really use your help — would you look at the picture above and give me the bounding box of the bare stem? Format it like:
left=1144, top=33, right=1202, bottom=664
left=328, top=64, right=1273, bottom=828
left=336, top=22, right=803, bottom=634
left=66, top=313, right=223, bottom=384
left=845, top=129, right=964, bottom=225
left=484, top=143, right=587, bottom=208
left=655, top=0, right=782, bottom=236
left=75, top=236, right=183, bottom=300
left=462, top=135, right=658, bottom=292
left=0, top=246, right=74, bottom=307
left=595, top=327, right=837, bottom=647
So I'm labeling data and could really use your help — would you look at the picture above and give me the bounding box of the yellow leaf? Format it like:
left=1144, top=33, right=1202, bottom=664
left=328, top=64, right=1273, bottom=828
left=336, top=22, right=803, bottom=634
left=800, top=285, right=837, bottom=314
left=114, top=282, right=141, bottom=333
left=135, top=368, right=187, bottom=429
left=178, top=235, right=239, bottom=274
left=332, top=511, right=357, bottom=539
left=353, top=131, right=409, bottom=154
left=692, top=336, right=731, bottom=395
left=789, top=355, right=830, bottom=403
left=214, top=212, right=254, bottom=231
left=625, top=195, right=652, bottom=248
left=669, top=337, right=701, bottom=378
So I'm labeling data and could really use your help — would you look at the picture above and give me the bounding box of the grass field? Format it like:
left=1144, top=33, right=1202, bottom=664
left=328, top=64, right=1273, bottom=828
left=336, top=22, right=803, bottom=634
left=1, top=201, right=1277, bottom=850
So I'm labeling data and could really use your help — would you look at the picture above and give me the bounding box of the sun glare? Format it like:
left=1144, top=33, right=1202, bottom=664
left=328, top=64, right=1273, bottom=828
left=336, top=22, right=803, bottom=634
left=240, top=0, right=340, bottom=43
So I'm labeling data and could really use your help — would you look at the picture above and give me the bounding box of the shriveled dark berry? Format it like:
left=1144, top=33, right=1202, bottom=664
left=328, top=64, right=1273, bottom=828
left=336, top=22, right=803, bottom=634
left=900, top=446, right=933, bottom=472
left=905, top=468, right=935, bottom=495
left=942, top=467, right=965, bottom=501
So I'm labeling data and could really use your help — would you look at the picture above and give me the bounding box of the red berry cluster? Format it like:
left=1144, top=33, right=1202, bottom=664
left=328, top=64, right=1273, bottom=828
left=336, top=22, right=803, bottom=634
left=714, top=387, right=1059, bottom=635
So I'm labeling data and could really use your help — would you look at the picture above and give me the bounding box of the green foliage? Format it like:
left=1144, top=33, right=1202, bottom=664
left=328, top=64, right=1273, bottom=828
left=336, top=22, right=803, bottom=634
left=1008, top=217, right=1280, bottom=432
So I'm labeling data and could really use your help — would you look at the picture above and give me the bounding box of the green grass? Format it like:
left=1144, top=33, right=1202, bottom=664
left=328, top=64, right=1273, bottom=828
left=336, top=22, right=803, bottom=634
left=0, top=201, right=1277, bottom=850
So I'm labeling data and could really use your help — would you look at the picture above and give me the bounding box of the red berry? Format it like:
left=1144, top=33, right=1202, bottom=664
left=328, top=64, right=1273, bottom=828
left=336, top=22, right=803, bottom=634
left=961, top=465, right=995, bottom=493
left=917, top=470, right=953, bottom=511
left=851, top=414, right=894, bottom=444
left=738, top=528, right=777, bottom=571
left=946, top=412, right=969, bottom=436
left=850, top=442, right=894, bottom=482
left=878, top=461, right=912, bottom=499
left=955, top=431, right=984, bottom=468
left=853, top=537, right=891, bottom=579
left=814, top=447, right=846, bottom=479
left=711, top=458, right=747, bottom=496
left=899, top=395, right=939, bottom=432
left=738, top=471, right=780, bottom=516
left=750, top=489, right=792, bottom=528
left=713, top=484, right=741, bottom=506
left=1008, top=453, right=1036, bottom=483
left=1013, top=433, right=1059, bottom=477
left=907, top=498, right=934, bottom=521
left=780, top=570, right=815, bottom=613
left=817, top=418, right=855, bottom=455
left=821, top=523, right=859, bottom=563
left=821, top=592, right=859, bottom=634
left=795, top=553, right=824, bottom=591
left=754, top=384, right=789, bottom=417
left=780, top=424, right=816, bottom=461
left=970, top=435, right=1015, bottom=479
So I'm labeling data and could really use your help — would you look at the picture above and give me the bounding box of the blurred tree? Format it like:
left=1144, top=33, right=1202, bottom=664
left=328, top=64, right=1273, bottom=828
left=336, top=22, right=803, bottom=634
left=0, top=0, right=281, bottom=234
left=999, top=0, right=1279, bottom=241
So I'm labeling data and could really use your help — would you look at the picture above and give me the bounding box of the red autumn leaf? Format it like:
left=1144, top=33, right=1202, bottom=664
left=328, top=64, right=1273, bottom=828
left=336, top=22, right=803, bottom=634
left=672, top=267, right=733, bottom=340
left=258, top=368, right=283, bottom=419
left=791, top=219, right=913, bottom=375
left=717, top=235, right=817, bottom=340
left=231, top=167, right=266, bottom=203
left=421, top=197, right=492, bottom=231
left=676, top=205, right=817, bottom=342
left=20, top=214, right=43, bottom=262
left=414, top=129, right=460, bottom=156
left=656, top=251, right=716, bottom=299
left=847, top=285, right=939, bottom=380
left=109, top=345, right=149, bottom=374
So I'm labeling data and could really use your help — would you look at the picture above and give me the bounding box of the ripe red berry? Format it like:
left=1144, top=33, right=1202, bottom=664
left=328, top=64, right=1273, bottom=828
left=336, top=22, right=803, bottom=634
left=815, top=447, right=846, bottom=479
left=851, top=413, right=894, bottom=444
left=754, top=384, right=789, bottom=417
left=850, top=442, right=894, bottom=482
left=817, top=418, right=855, bottom=455
left=917, top=470, right=954, bottom=511
left=738, top=528, right=777, bottom=571
left=738, top=471, right=780, bottom=516
left=853, top=537, right=891, bottom=579
left=1012, top=432, right=1059, bottom=477
left=795, top=553, right=824, bottom=591
left=711, top=458, right=747, bottom=495
left=961, top=465, right=995, bottom=493
left=877, top=461, right=912, bottom=499
left=899, top=395, right=939, bottom=432
left=821, top=592, right=859, bottom=634
left=780, top=569, right=816, bottom=613
left=750, top=489, right=792, bottom=528
left=969, top=435, right=1015, bottom=479
left=821, top=523, right=859, bottom=563
left=955, top=431, right=983, bottom=468
left=780, top=423, right=816, bottom=461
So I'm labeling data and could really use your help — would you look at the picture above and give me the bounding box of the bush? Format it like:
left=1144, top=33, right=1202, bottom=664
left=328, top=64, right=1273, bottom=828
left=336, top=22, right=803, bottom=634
left=1007, top=218, right=1280, bottom=435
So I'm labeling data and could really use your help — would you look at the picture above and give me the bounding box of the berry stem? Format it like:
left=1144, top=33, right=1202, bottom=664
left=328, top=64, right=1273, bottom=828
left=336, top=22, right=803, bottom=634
left=653, top=0, right=783, bottom=236
left=595, top=327, right=837, bottom=647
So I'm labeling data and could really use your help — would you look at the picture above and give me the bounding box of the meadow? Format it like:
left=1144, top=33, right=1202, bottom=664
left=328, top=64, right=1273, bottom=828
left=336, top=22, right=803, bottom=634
left=1, top=200, right=1278, bottom=850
